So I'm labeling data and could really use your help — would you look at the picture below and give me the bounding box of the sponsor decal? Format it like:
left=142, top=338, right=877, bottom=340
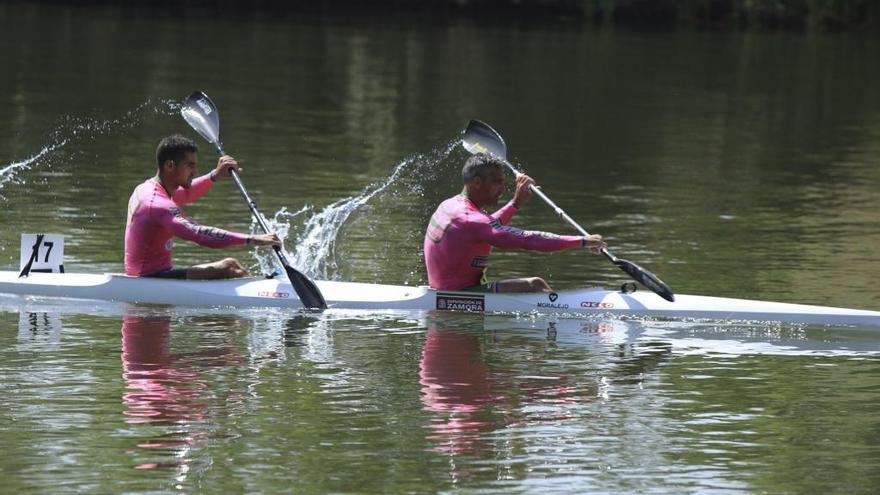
left=537, top=302, right=570, bottom=309
left=170, top=206, right=229, bottom=241
left=257, top=291, right=290, bottom=298
left=580, top=301, right=614, bottom=309
left=537, top=291, right=568, bottom=309
left=436, top=292, right=485, bottom=312
left=489, top=222, right=561, bottom=240
left=494, top=224, right=524, bottom=236
left=192, top=225, right=228, bottom=240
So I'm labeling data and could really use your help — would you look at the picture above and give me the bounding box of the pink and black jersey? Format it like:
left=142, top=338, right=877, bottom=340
left=423, top=194, right=583, bottom=290
left=124, top=175, right=248, bottom=276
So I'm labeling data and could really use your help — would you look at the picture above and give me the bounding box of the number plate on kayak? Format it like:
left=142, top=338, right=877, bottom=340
left=20, top=233, right=65, bottom=275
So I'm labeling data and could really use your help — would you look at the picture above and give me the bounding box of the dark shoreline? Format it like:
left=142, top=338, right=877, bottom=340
left=4, top=0, right=880, bottom=31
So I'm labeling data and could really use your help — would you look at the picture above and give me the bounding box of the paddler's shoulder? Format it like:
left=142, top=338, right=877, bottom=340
left=133, top=177, right=162, bottom=192
left=432, top=194, right=464, bottom=212
left=131, top=178, right=174, bottom=208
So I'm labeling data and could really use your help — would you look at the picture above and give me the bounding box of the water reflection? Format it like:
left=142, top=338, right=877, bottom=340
left=4, top=298, right=880, bottom=493
left=418, top=317, right=620, bottom=480
left=416, top=316, right=731, bottom=482
left=121, top=314, right=207, bottom=427
left=120, top=311, right=244, bottom=473
left=419, top=327, right=496, bottom=456
left=16, top=310, right=61, bottom=344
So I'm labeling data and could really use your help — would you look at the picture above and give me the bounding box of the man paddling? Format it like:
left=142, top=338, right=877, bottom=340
left=424, top=153, right=605, bottom=292
left=124, top=134, right=280, bottom=279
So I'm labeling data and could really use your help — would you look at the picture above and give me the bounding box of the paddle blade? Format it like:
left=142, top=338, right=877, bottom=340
left=613, top=257, right=676, bottom=302
left=462, top=120, right=508, bottom=159
left=284, top=264, right=327, bottom=310
left=181, top=91, right=221, bottom=146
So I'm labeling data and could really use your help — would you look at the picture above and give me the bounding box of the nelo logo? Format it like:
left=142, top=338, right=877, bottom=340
left=580, top=301, right=614, bottom=309
left=257, top=291, right=290, bottom=298
left=549, top=292, right=558, bottom=302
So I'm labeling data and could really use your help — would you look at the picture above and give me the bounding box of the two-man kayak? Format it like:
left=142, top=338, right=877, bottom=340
left=2, top=271, right=880, bottom=327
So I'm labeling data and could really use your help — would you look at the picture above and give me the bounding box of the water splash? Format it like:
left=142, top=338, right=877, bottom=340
left=0, top=98, right=178, bottom=197
left=0, top=144, right=64, bottom=192
left=252, top=140, right=460, bottom=281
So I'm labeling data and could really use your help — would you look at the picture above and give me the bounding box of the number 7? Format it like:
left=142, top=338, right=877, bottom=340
left=43, top=241, right=54, bottom=262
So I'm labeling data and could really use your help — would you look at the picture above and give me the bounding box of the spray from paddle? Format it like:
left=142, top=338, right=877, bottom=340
left=0, top=145, right=61, bottom=193
left=254, top=141, right=459, bottom=281
left=0, top=99, right=178, bottom=197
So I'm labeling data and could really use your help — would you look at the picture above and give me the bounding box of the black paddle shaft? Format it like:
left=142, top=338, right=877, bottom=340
left=210, top=141, right=298, bottom=270
left=512, top=177, right=616, bottom=263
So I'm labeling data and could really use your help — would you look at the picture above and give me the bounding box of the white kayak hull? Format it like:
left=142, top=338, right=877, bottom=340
left=1, top=271, right=879, bottom=327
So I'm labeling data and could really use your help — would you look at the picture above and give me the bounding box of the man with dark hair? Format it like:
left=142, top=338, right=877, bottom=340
left=424, top=153, right=605, bottom=292
left=124, top=134, right=281, bottom=279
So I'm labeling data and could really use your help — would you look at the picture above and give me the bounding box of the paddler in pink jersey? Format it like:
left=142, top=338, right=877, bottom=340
left=424, top=153, right=605, bottom=292
left=124, top=134, right=281, bottom=279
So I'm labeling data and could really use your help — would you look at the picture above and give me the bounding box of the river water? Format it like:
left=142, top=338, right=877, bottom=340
left=2, top=4, right=880, bottom=494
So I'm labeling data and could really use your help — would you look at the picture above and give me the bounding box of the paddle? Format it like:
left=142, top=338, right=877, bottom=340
left=461, top=119, right=676, bottom=302
left=181, top=91, right=327, bottom=310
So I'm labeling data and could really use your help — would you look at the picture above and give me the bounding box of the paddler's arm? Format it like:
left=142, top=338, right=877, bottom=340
left=490, top=174, right=535, bottom=225
left=172, top=216, right=250, bottom=248
left=172, top=155, right=240, bottom=205
left=157, top=203, right=249, bottom=248
left=478, top=215, right=606, bottom=253
left=162, top=205, right=283, bottom=249
left=481, top=222, right=585, bottom=252
left=249, top=233, right=283, bottom=247
left=490, top=201, right=518, bottom=225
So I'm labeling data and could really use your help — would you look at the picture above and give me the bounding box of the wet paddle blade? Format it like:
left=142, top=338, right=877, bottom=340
left=462, top=120, right=508, bottom=159
left=181, top=91, right=222, bottom=147
left=613, top=257, right=676, bottom=302
left=284, top=263, right=327, bottom=309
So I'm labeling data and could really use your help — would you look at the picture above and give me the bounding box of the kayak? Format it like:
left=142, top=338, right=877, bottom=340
left=1, top=271, right=880, bottom=327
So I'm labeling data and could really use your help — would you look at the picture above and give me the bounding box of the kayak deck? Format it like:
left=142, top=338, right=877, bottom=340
left=1, top=271, right=880, bottom=327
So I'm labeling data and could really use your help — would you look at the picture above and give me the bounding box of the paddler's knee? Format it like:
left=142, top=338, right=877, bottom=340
left=527, top=277, right=553, bottom=293
left=219, top=257, right=248, bottom=278
left=188, top=258, right=249, bottom=279
left=496, top=277, right=553, bottom=293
